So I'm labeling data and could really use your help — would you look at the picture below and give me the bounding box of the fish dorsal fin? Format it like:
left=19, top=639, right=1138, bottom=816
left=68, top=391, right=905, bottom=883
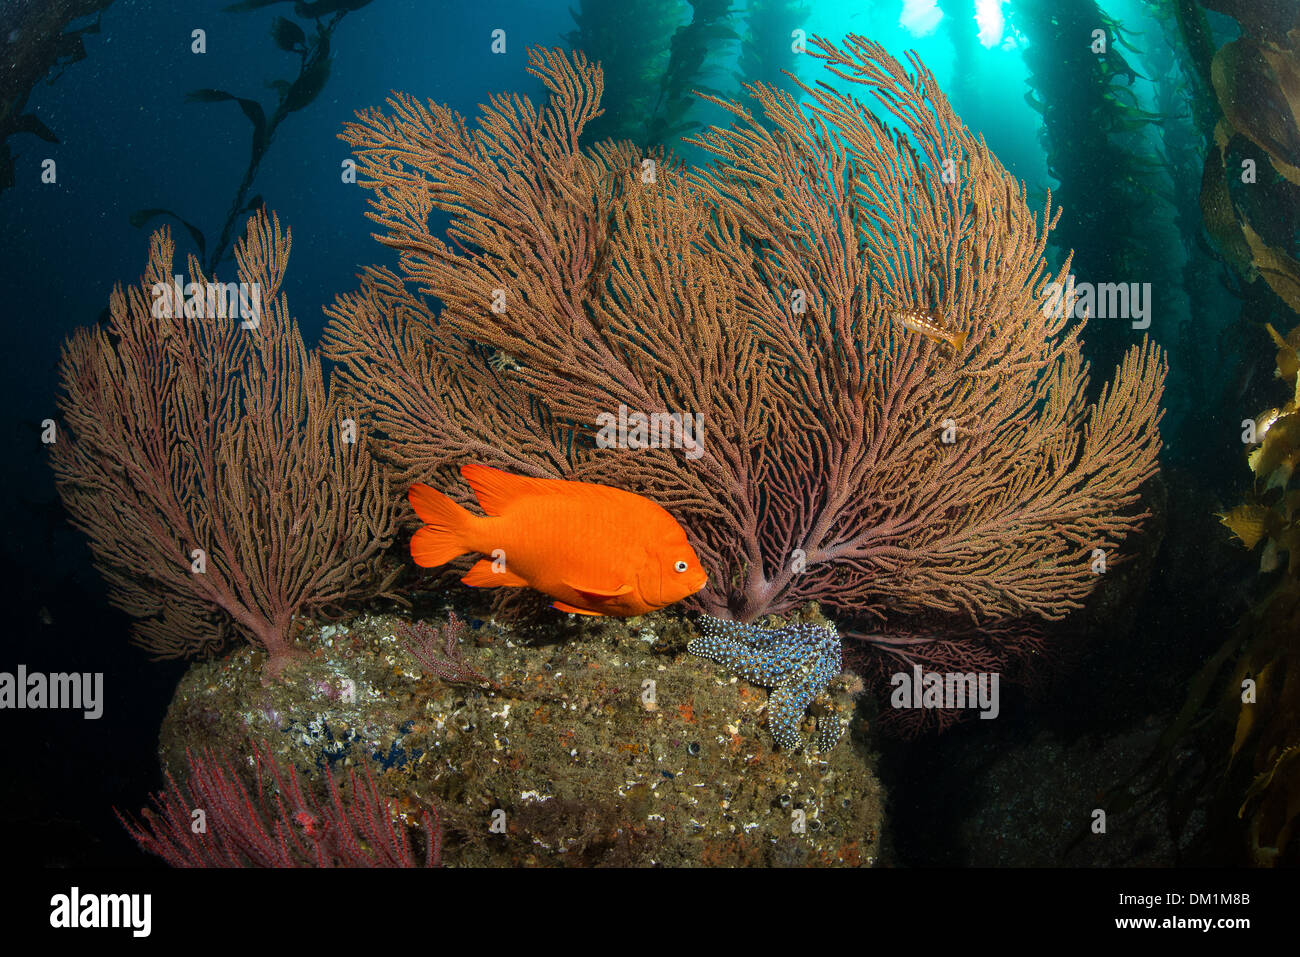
left=563, top=580, right=634, bottom=601
left=460, top=464, right=559, bottom=516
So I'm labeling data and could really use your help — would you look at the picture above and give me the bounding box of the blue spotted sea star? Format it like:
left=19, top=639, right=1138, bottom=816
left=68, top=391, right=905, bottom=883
left=688, top=615, right=843, bottom=752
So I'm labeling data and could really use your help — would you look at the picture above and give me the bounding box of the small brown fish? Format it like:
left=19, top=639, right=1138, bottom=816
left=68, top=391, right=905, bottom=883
left=895, top=307, right=968, bottom=353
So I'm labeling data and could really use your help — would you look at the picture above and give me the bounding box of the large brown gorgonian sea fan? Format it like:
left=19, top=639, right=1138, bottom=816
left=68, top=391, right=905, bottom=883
left=52, top=212, right=399, bottom=676
left=323, top=37, right=1165, bottom=694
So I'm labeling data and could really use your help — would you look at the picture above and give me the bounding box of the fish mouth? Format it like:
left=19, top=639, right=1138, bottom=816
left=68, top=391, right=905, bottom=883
left=658, top=564, right=707, bottom=605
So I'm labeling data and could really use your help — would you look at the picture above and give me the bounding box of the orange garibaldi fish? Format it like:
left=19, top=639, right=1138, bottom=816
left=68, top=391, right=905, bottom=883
left=408, top=464, right=708, bottom=616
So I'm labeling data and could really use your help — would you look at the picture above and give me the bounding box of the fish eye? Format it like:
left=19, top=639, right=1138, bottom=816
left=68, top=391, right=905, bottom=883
left=674, top=560, right=689, bottom=573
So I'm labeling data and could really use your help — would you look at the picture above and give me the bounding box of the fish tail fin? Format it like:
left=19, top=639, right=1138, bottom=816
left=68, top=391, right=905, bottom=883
left=408, top=484, right=476, bottom=568
left=953, top=329, right=969, bottom=353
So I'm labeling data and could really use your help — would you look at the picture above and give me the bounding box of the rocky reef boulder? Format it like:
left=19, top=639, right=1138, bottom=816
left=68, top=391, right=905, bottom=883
left=157, top=609, right=886, bottom=867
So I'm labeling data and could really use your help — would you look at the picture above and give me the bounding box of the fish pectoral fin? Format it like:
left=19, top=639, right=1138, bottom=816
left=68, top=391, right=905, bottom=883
left=564, top=581, right=635, bottom=602
left=551, top=601, right=606, bottom=616
left=461, top=559, right=529, bottom=588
